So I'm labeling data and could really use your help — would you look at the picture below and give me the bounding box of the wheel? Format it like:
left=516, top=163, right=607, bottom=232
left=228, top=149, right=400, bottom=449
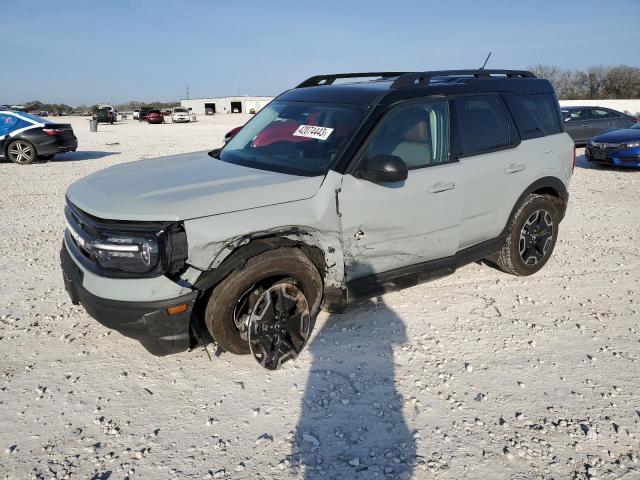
left=204, top=248, right=323, bottom=355
left=39, top=154, right=55, bottom=161
left=490, top=194, right=560, bottom=276
left=6, top=140, right=37, bottom=165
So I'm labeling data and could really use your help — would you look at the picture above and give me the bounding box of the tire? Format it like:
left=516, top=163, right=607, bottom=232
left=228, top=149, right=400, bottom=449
left=6, top=139, right=37, bottom=165
left=204, top=248, right=323, bottom=354
left=491, top=194, right=560, bottom=276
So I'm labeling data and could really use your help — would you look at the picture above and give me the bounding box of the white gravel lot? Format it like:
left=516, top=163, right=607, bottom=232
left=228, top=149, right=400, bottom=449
left=0, top=116, right=639, bottom=480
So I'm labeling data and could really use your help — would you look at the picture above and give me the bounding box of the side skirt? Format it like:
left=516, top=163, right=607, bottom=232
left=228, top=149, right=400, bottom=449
left=324, top=236, right=503, bottom=311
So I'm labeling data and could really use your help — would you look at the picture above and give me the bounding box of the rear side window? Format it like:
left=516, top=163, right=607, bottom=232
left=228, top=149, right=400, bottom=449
left=455, top=95, right=512, bottom=156
left=504, top=93, right=562, bottom=139
left=590, top=108, right=610, bottom=119
left=518, top=94, right=561, bottom=135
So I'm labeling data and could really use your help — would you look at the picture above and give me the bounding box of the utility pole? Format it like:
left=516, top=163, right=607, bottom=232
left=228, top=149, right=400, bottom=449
left=185, top=85, right=190, bottom=100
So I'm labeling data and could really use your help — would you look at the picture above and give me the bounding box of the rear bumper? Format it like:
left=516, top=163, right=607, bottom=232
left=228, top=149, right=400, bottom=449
left=35, top=136, right=78, bottom=156
left=60, top=242, right=197, bottom=356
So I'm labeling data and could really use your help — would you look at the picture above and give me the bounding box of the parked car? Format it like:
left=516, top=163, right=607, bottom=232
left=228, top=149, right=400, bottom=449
left=146, top=109, right=165, bottom=124
left=138, top=108, right=150, bottom=121
left=171, top=107, right=191, bottom=123
left=1, top=110, right=77, bottom=164
left=94, top=108, right=115, bottom=124
left=223, top=125, right=243, bottom=143
left=561, top=106, right=636, bottom=146
left=584, top=122, right=640, bottom=167
left=60, top=69, right=573, bottom=368
left=133, top=110, right=140, bottom=120
left=205, top=108, right=214, bottom=115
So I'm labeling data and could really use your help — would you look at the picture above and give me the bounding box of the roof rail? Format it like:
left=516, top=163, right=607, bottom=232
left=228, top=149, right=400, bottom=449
left=296, top=72, right=407, bottom=88
left=391, top=69, right=536, bottom=89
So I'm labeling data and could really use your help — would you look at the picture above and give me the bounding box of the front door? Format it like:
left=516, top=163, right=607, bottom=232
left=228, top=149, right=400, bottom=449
left=339, top=100, right=462, bottom=281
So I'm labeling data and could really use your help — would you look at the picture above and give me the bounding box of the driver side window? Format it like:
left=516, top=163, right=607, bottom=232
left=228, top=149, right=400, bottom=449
left=365, top=101, right=450, bottom=169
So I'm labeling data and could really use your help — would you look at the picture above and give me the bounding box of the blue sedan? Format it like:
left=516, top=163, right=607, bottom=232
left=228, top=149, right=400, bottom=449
left=585, top=122, right=640, bottom=167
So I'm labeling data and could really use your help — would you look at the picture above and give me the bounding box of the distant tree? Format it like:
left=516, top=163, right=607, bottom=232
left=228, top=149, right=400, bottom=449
left=528, top=64, right=640, bottom=99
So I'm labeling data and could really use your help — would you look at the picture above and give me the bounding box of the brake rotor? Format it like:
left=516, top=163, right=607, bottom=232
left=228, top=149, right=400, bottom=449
left=248, top=282, right=311, bottom=370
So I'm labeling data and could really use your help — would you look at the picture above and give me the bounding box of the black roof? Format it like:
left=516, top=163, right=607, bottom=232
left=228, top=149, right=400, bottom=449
left=279, top=70, right=555, bottom=106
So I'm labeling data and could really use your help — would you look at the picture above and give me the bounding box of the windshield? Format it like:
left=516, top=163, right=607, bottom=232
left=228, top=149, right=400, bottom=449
left=174, top=108, right=187, bottom=113
left=631, top=122, right=640, bottom=129
left=220, top=101, right=364, bottom=176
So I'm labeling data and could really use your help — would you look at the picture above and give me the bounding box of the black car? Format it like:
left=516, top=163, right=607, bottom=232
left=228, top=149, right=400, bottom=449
left=561, top=106, right=636, bottom=146
left=94, top=108, right=115, bottom=124
left=138, top=108, right=150, bottom=121
left=0, top=110, right=77, bottom=164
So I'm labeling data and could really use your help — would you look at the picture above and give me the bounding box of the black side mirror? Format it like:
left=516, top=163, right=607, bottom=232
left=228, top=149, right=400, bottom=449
left=357, top=154, right=408, bottom=183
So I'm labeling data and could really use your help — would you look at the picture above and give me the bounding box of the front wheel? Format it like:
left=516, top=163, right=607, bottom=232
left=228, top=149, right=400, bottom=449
left=490, top=194, right=560, bottom=276
left=204, top=248, right=323, bottom=359
left=7, top=140, right=37, bottom=165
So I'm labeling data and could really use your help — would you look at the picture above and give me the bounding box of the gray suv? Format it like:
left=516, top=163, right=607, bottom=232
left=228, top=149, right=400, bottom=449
left=60, top=70, right=574, bottom=369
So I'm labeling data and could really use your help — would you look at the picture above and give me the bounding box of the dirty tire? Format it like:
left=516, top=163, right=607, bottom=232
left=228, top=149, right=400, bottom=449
left=204, top=248, right=323, bottom=355
left=491, top=194, right=560, bottom=276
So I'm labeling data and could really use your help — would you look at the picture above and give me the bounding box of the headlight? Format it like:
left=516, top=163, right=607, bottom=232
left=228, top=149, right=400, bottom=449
left=93, top=233, right=159, bottom=273
left=625, top=141, right=640, bottom=148
left=64, top=203, right=188, bottom=277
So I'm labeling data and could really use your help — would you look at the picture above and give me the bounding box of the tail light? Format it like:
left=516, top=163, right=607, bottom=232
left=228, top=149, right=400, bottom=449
left=43, top=128, right=64, bottom=136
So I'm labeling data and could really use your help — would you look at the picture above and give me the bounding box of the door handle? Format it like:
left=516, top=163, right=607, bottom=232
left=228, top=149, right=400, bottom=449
left=505, top=163, right=526, bottom=174
left=427, top=181, right=455, bottom=193
left=581, top=124, right=589, bottom=127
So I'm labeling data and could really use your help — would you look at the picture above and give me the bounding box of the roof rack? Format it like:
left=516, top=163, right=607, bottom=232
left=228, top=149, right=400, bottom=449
left=296, top=72, right=407, bottom=88
left=295, top=69, right=536, bottom=89
left=391, top=69, right=536, bottom=89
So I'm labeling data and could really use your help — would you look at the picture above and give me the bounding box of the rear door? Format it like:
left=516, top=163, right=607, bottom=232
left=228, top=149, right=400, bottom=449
left=588, top=108, right=613, bottom=139
left=454, top=94, right=522, bottom=249
left=339, top=99, right=462, bottom=281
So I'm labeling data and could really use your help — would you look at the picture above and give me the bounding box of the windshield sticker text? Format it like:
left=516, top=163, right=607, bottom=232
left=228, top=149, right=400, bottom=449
left=293, top=125, right=334, bottom=141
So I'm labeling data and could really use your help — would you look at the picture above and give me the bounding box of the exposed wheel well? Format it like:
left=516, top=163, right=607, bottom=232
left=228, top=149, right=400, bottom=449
left=530, top=186, right=566, bottom=217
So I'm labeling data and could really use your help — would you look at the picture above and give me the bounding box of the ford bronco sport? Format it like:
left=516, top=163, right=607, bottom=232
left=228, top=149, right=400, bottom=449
left=60, top=70, right=574, bottom=369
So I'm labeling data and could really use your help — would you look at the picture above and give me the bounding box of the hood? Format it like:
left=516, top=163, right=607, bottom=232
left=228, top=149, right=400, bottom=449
left=593, top=128, right=640, bottom=143
left=66, top=151, right=326, bottom=221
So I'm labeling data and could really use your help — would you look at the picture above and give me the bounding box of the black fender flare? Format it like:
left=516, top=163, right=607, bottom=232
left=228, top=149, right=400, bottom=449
left=501, top=176, right=569, bottom=239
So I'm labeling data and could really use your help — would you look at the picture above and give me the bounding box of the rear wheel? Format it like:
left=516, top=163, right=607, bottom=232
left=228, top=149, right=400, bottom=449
left=491, top=194, right=560, bottom=276
left=7, top=140, right=36, bottom=165
left=204, top=248, right=323, bottom=357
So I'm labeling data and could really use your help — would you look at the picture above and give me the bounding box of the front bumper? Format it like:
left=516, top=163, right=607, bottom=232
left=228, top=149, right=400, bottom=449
left=585, top=146, right=640, bottom=167
left=60, top=242, right=197, bottom=356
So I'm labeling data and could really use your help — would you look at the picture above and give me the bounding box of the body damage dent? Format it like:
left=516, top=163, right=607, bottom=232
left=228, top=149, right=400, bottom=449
left=194, top=226, right=345, bottom=289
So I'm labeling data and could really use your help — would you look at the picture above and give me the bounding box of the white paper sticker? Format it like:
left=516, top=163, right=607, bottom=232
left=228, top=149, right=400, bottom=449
left=292, top=125, right=334, bottom=141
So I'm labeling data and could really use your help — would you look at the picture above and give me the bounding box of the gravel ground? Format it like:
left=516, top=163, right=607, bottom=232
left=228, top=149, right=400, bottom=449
left=0, top=116, right=639, bottom=480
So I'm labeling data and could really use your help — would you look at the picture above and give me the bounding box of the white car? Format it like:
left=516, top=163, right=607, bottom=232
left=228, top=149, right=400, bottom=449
left=171, top=108, right=191, bottom=123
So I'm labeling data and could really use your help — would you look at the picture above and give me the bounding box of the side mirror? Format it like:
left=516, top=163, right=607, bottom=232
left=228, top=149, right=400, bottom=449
left=357, top=154, right=408, bottom=183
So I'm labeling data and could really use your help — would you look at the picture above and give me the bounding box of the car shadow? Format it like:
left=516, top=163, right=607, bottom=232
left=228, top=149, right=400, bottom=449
left=291, top=296, right=416, bottom=479
left=51, top=151, right=120, bottom=162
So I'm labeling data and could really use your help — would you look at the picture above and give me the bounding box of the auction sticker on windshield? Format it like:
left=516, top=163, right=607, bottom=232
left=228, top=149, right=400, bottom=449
left=293, top=125, right=334, bottom=141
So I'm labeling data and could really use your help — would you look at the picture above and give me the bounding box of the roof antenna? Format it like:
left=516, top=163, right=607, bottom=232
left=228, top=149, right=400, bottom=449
left=480, top=51, right=492, bottom=70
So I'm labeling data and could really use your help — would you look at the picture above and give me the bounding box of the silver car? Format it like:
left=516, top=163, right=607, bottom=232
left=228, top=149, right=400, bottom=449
left=60, top=69, right=574, bottom=369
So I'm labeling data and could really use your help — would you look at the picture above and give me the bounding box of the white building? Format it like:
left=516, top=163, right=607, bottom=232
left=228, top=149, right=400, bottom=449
left=180, top=96, right=273, bottom=115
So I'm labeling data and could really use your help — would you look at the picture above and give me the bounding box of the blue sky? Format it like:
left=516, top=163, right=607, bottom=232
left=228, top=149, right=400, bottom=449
left=2, top=0, right=639, bottom=105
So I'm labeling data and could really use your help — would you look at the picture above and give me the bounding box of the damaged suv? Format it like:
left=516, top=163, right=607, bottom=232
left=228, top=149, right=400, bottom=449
left=61, top=70, right=574, bottom=369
